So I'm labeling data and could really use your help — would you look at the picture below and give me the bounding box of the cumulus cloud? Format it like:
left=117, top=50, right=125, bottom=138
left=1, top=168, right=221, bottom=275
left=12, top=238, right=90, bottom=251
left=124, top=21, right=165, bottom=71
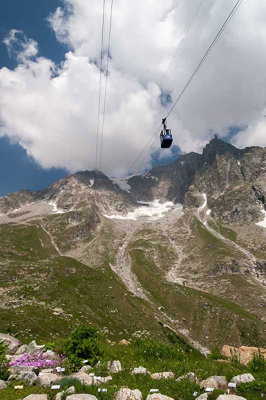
left=0, top=0, right=266, bottom=177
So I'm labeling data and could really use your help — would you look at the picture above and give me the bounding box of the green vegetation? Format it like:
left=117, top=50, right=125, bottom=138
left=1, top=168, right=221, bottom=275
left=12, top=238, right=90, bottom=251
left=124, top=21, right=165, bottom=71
left=0, top=340, right=9, bottom=380
left=63, top=325, right=103, bottom=372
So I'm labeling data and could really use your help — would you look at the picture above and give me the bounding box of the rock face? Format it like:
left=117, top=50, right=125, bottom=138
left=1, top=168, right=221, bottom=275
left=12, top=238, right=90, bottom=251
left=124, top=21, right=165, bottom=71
left=115, top=388, right=142, bottom=400
left=16, top=340, right=45, bottom=355
left=221, top=345, right=266, bottom=365
left=0, top=333, right=20, bottom=354
left=231, top=374, right=255, bottom=385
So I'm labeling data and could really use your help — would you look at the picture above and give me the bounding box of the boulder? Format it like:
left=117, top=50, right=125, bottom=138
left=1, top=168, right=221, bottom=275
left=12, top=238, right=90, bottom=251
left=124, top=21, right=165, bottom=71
left=23, top=396, right=48, bottom=400
left=42, top=350, right=61, bottom=360
left=146, top=394, right=174, bottom=400
left=131, top=366, right=149, bottom=375
left=16, top=340, right=45, bottom=355
left=98, top=376, right=112, bottom=384
left=0, top=333, right=20, bottom=354
left=79, top=365, right=92, bottom=373
left=216, top=396, right=247, bottom=400
left=0, top=380, right=7, bottom=390
left=72, top=371, right=93, bottom=385
left=38, top=372, right=60, bottom=387
left=221, top=345, right=266, bottom=365
left=231, top=374, right=255, bottom=385
left=200, top=376, right=227, bottom=390
left=115, top=388, right=142, bottom=400
left=195, top=395, right=208, bottom=400
left=56, top=393, right=63, bottom=400
left=151, top=372, right=174, bottom=380
left=176, top=372, right=197, bottom=382
left=66, top=395, right=98, bottom=400
left=109, top=360, right=122, bottom=373
left=39, top=368, right=54, bottom=374
left=10, top=365, right=38, bottom=375
left=66, top=386, right=76, bottom=394
left=9, top=371, right=38, bottom=385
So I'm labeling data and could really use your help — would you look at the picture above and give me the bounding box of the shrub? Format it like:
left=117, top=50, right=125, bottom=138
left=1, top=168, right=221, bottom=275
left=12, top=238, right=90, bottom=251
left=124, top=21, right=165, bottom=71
left=248, top=351, right=266, bottom=372
left=63, top=325, right=102, bottom=372
left=0, top=340, right=9, bottom=380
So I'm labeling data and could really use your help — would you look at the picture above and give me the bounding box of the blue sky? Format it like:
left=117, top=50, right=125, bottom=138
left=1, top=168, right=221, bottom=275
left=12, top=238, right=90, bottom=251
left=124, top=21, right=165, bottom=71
left=0, top=0, right=67, bottom=196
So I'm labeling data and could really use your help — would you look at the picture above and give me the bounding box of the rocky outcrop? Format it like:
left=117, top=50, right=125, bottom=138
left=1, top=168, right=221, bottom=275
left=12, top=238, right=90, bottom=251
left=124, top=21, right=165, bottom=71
left=221, top=345, right=266, bottom=365
left=38, top=372, right=60, bottom=387
left=216, top=396, right=247, bottom=400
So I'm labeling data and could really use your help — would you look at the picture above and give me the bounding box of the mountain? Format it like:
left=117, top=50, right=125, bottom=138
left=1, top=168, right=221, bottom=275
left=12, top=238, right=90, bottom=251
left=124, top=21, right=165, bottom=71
left=0, top=137, right=265, bottom=352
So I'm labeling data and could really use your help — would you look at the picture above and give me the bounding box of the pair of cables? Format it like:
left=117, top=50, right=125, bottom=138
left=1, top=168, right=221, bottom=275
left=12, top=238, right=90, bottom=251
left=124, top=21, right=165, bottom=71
left=95, top=0, right=114, bottom=172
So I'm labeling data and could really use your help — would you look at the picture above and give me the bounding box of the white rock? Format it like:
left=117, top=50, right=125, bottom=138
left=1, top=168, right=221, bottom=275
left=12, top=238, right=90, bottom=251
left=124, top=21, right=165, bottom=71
left=79, top=365, right=92, bottom=373
left=66, top=395, right=98, bottom=400
left=201, top=376, right=227, bottom=390
left=195, top=394, right=208, bottom=400
left=151, top=372, right=174, bottom=380
left=9, top=371, right=38, bottom=385
left=16, top=341, right=45, bottom=356
left=38, top=372, right=60, bottom=387
left=66, top=386, right=76, bottom=394
left=0, top=380, right=7, bottom=390
left=146, top=393, right=174, bottom=400
left=216, top=396, right=247, bottom=400
left=23, top=395, right=48, bottom=400
left=55, top=393, right=63, bottom=400
left=131, top=366, right=149, bottom=375
left=0, top=333, right=21, bottom=354
left=176, top=372, right=197, bottom=382
left=72, top=371, right=93, bottom=385
left=115, top=388, right=142, bottom=400
left=231, top=374, right=255, bottom=385
left=40, top=369, right=54, bottom=374
left=109, top=360, right=122, bottom=373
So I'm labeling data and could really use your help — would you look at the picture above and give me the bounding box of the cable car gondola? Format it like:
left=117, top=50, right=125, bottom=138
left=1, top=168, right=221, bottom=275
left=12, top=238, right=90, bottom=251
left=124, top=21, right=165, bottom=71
left=160, top=118, right=173, bottom=148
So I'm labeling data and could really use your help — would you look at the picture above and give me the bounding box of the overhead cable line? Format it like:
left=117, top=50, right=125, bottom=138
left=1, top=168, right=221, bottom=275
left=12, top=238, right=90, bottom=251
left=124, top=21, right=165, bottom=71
left=160, top=0, right=205, bottom=88
left=99, top=0, right=114, bottom=171
left=129, top=0, right=243, bottom=173
left=95, top=0, right=106, bottom=171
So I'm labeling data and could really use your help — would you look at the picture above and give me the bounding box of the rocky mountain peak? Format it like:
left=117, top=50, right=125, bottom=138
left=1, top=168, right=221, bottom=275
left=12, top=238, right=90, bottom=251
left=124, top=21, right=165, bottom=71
left=202, top=135, right=241, bottom=165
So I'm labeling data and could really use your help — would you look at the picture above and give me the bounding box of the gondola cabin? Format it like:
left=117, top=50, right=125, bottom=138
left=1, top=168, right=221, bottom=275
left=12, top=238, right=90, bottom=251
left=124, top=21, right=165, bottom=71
left=160, top=128, right=173, bottom=148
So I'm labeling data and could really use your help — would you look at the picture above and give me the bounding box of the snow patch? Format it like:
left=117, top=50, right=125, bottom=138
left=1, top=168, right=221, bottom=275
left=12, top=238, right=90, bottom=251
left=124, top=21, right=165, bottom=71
left=206, top=209, right=211, bottom=216
left=237, top=161, right=241, bottom=166
left=105, top=200, right=180, bottom=221
left=89, top=179, right=94, bottom=187
left=49, top=201, right=66, bottom=214
left=256, top=209, right=266, bottom=227
left=198, top=193, right=207, bottom=212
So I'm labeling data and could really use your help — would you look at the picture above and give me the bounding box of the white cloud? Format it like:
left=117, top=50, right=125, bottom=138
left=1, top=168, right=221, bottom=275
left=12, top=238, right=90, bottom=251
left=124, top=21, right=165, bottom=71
left=0, top=0, right=266, bottom=177
left=3, top=29, right=38, bottom=63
